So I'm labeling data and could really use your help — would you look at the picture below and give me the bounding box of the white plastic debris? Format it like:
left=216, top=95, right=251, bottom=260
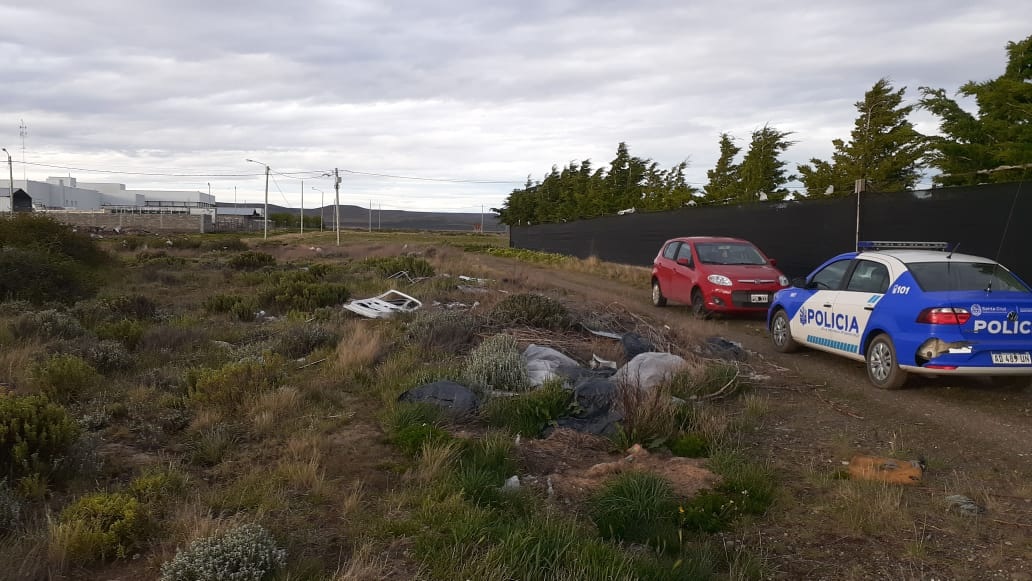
left=502, top=475, right=521, bottom=491
left=591, top=354, right=618, bottom=370
left=613, top=352, right=690, bottom=390
left=524, top=344, right=579, bottom=387
left=343, top=290, right=422, bottom=319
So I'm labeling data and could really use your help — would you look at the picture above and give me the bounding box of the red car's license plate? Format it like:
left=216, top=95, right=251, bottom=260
left=750, top=294, right=769, bottom=303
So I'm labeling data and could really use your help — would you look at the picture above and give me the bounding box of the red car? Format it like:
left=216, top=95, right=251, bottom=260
left=651, top=236, right=789, bottom=315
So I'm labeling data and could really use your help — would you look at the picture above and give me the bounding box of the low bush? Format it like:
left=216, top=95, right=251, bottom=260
left=463, top=334, right=530, bottom=392
left=0, top=213, right=108, bottom=267
left=0, top=244, right=100, bottom=305
left=489, top=293, right=573, bottom=330
left=29, top=354, right=101, bottom=403
left=10, top=309, right=86, bottom=340
left=272, top=324, right=338, bottom=359
left=264, top=278, right=349, bottom=312
left=678, top=454, right=776, bottom=533
left=228, top=251, right=276, bottom=270
left=200, top=237, right=249, bottom=252
left=96, top=318, right=147, bottom=350
left=54, top=492, right=151, bottom=563
left=104, top=295, right=158, bottom=320
left=0, top=402, right=32, bottom=458
left=203, top=294, right=260, bottom=322
left=668, top=362, right=742, bottom=399
left=159, top=523, right=287, bottom=581
left=188, top=423, right=239, bottom=466
left=138, top=325, right=209, bottom=353
left=128, top=467, right=189, bottom=505
left=77, top=339, right=133, bottom=373
left=482, top=381, right=571, bottom=437
left=134, top=250, right=186, bottom=266
left=362, top=255, right=435, bottom=278
left=590, top=471, right=679, bottom=548
left=188, top=357, right=285, bottom=409
left=407, top=309, right=478, bottom=353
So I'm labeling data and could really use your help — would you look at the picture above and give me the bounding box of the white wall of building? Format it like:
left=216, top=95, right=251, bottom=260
left=0, top=177, right=215, bottom=211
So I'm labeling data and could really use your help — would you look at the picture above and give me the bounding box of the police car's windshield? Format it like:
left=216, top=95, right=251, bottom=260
left=907, top=261, right=1030, bottom=293
left=696, top=243, right=767, bottom=265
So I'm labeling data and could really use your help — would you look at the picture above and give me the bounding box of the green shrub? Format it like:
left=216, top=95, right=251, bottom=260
left=384, top=403, right=452, bottom=457
left=57, top=492, right=150, bottom=562
left=96, top=318, right=147, bottom=350
left=139, top=325, right=209, bottom=352
left=463, top=334, right=530, bottom=392
left=489, top=293, right=573, bottom=330
left=29, top=354, right=101, bottom=403
left=408, top=309, right=478, bottom=353
left=203, top=294, right=260, bottom=322
left=452, top=431, right=516, bottom=506
left=482, top=381, right=571, bottom=437
left=0, top=395, right=80, bottom=482
left=104, top=295, right=158, bottom=320
left=590, top=472, right=679, bottom=547
left=79, top=339, right=133, bottom=373
left=188, top=424, right=238, bottom=466
left=0, top=479, right=23, bottom=532
left=362, top=255, right=435, bottom=278
left=272, top=324, right=338, bottom=358
left=128, top=467, right=189, bottom=505
left=188, top=357, right=285, bottom=409
left=668, top=362, right=742, bottom=399
left=134, top=250, right=186, bottom=266
left=0, top=213, right=109, bottom=267
left=228, top=251, right=276, bottom=270
left=264, top=279, right=349, bottom=312
left=200, top=237, right=249, bottom=252
left=10, top=309, right=86, bottom=340
left=159, top=523, right=286, bottom=581
left=667, top=432, right=709, bottom=458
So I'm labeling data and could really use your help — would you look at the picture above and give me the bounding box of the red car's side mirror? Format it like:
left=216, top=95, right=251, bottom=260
left=676, top=258, right=692, bottom=267
left=768, top=258, right=778, bottom=267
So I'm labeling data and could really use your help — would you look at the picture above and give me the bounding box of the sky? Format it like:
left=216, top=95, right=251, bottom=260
left=0, top=0, right=1026, bottom=212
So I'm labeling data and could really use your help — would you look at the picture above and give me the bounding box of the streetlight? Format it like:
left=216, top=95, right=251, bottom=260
left=245, top=159, right=270, bottom=239
left=2, top=148, right=12, bottom=212
left=311, top=186, right=324, bottom=231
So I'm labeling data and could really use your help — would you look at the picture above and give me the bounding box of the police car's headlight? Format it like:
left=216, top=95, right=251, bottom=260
left=778, top=275, right=789, bottom=286
left=707, top=274, right=733, bottom=287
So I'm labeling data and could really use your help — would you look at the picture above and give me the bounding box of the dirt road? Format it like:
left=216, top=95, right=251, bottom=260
left=483, top=254, right=1032, bottom=579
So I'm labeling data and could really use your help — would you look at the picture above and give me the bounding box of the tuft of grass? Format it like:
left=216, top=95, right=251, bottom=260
left=833, top=479, right=908, bottom=535
left=95, top=318, right=147, bottom=350
left=361, top=255, right=435, bottom=278
left=383, top=403, right=453, bottom=457
left=272, top=322, right=338, bottom=359
left=188, top=356, right=285, bottom=410
left=590, top=471, right=679, bottom=548
left=482, top=380, right=571, bottom=437
left=203, top=294, right=261, bottom=321
left=407, top=309, right=479, bottom=353
left=227, top=251, right=276, bottom=270
left=612, top=382, right=678, bottom=450
left=667, top=432, right=710, bottom=458
left=334, top=322, right=387, bottom=372
left=188, top=423, right=239, bottom=466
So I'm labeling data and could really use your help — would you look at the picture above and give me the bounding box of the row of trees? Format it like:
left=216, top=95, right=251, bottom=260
left=495, top=35, right=1031, bottom=226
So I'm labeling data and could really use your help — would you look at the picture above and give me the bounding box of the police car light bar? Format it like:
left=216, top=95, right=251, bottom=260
left=857, top=241, right=953, bottom=252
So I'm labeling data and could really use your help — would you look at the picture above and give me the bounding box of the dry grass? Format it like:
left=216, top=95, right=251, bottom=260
left=415, top=440, right=460, bottom=484
left=334, top=321, right=388, bottom=373
left=567, top=255, right=651, bottom=287
left=187, top=408, right=225, bottom=433
left=249, top=386, right=302, bottom=435
left=613, top=382, right=678, bottom=447
left=833, top=479, right=910, bottom=535
left=0, top=339, right=41, bottom=390
left=0, top=524, right=50, bottom=581
left=340, top=480, right=367, bottom=524
left=332, top=541, right=395, bottom=581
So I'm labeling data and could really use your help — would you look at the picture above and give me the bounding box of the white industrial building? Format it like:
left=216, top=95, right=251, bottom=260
left=0, top=176, right=216, bottom=215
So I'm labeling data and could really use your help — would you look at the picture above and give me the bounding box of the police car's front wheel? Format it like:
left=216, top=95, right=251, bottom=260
left=866, top=334, right=908, bottom=390
left=770, top=310, right=799, bottom=353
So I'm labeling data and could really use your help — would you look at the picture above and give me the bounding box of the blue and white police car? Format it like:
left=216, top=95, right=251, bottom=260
left=767, top=241, right=1032, bottom=389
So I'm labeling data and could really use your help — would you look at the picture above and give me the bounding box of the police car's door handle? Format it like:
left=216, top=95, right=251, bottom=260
left=822, top=303, right=832, bottom=308
left=864, top=306, right=875, bottom=311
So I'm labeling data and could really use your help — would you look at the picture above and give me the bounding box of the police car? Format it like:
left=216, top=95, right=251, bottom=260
left=767, top=241, right=1032, bottom=389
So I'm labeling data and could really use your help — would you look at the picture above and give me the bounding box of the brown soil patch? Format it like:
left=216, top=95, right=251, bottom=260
left=518, top=429, right=718, bottom=501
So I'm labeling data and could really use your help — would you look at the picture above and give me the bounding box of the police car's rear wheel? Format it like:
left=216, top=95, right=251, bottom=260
left=652, top=280, right=667, bottom=307
left=770, top=310, right=799, bottom=353
left=866, top=334, right=907, bottom=390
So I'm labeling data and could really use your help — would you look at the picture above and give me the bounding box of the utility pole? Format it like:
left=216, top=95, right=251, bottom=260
left=2, top=148, right=12, bottom=212
left=378, top=202, right=381, bottom=230
left=19, top=120, right=27, bottom=181
left=334, top=168, right=341, bottom=246
left=481, top=204, right=484, bottom=233
left=368, top=200, right=372, bottom=232
left=854, top=178, right=867, bottom=252
left=234, top=186, right=237, bottom=205
left=300, top=179, right=304, bottom=237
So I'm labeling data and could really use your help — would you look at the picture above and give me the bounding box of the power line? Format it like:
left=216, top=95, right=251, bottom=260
left=339, top=168, right=522, bottom=184
left=17, top=160, right=318, bottom=179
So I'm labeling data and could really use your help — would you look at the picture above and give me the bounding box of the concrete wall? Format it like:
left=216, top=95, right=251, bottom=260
left=47, top=211, right=212, bottom=233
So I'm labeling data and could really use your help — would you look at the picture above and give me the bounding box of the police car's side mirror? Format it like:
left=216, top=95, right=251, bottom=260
left=791, top=277, right=807, bottom=288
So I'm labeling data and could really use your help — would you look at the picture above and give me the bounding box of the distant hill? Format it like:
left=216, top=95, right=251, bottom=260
left=218, top=202, right=504, bottom=232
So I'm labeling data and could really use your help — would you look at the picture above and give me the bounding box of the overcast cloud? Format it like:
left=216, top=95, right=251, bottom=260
left=0, top=0, right=1026, bottom=211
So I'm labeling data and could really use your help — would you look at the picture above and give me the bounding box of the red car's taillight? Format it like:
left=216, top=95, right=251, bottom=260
left=916, top=307, right=971, bottom=325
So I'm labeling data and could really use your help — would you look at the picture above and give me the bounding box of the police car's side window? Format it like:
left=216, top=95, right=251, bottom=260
left=846, top=260, right=890, bottom=294
left=663, top=242, right=680, bottom=260
left=810, top=260, right=851, bottom=290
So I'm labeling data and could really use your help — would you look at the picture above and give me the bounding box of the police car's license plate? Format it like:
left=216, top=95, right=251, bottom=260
left=991, top=352, right=1032, bottom=365
left=750, top=294, right=769, bottom=303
